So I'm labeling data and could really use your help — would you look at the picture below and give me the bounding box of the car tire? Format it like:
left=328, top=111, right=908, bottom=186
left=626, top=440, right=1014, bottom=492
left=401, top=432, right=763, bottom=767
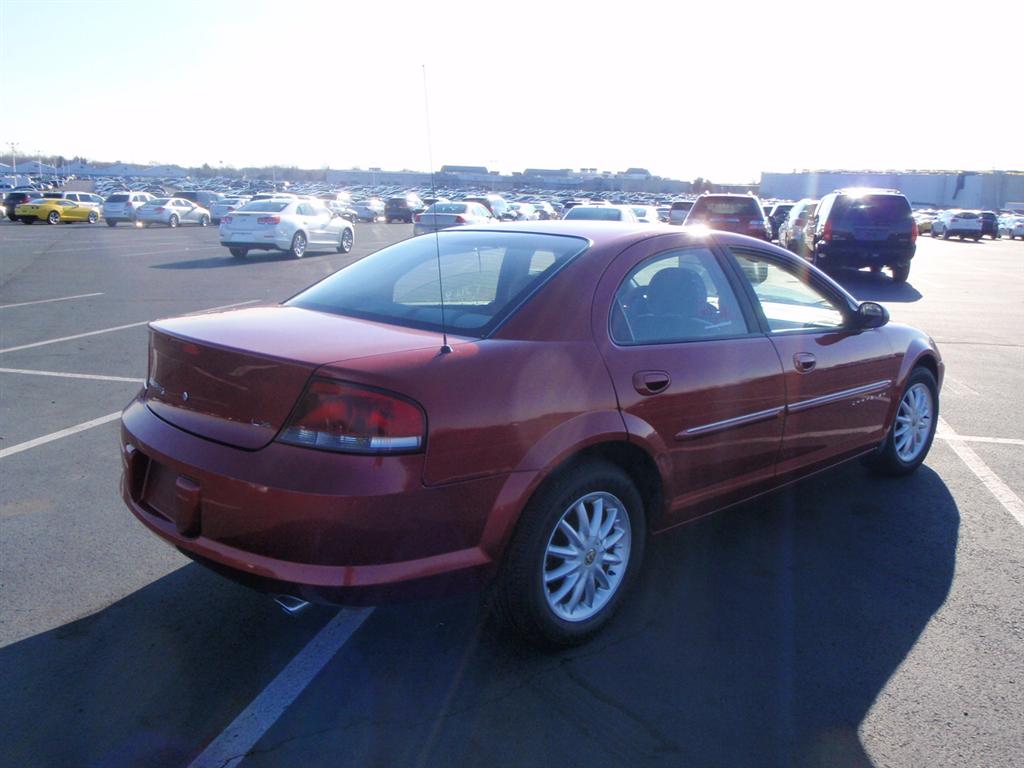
left=891, top=263, right=911, bottom=283
left=865, top=367, right=938, bottom=477
left=337, top=228, right=354, bottom=254
left=199, top=215, right=210, bottom=227
left=21, top=217, right=33, bottom=224
left=168, top=215, right=179, bottom=228
left=289, top=231, right=307, bottom=259
left=229, top=247, right=248, bottom=259
left=930, top=226, right=938, bottom=238
left=106, top=220, right=117, bottom=227
left=491, top=460, right=646, bottom=648
left=47, top=211, right=61, bottom=225
left=942, top=228, right=950, bottom=240
left=87, top=211, right=98, bottom=224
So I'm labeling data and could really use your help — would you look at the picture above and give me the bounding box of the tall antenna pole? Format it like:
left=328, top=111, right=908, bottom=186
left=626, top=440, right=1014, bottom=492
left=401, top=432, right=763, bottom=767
left=422, top=64, right=452, bottom=354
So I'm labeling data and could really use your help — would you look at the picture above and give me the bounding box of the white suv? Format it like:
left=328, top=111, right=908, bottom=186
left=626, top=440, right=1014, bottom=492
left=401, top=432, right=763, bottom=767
left=102, top=192, right=154, bottom=226
left=931, top=210, right=982, bottom=241
left=219, top=199, right=355, bottom=259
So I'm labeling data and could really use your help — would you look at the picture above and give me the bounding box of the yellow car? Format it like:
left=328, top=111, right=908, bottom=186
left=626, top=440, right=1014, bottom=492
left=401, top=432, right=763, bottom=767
left=15, top=198, right=100, bottom=225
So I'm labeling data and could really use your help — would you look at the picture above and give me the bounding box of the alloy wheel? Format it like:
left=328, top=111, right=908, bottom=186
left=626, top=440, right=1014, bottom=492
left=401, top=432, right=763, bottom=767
left=894, top=383, right=933, bottom=463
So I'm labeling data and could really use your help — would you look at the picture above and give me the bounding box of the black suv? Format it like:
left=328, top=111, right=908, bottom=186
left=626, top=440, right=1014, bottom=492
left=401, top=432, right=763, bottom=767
left=4, top=191, right=38, bottom=220
left=683, top=194, right=771, bottom=240
left=978, top=211, right=1000, bottom=240
left=807, top=189, right=916, bottom=283
left=384, top=193, right=425, bottom=223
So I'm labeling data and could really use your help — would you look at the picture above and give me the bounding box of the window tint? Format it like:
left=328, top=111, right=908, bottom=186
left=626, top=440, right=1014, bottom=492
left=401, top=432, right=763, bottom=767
left=564, top=207, right=623, bottom=221
left=611, top=247, right=748, bottom=345
left=288, top=231, right=587, bottom=337
left=240, top=201, right=288, bottom=213
left=107, top=194, right=129, bottom=202
left=689, top=196, right=762, bottom=218
left=732, top=251, right=846, bottom=332
left=832, top=194, right=911, bottom=225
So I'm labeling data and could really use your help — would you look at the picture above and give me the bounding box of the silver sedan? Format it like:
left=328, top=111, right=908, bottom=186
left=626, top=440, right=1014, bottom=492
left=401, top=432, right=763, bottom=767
left=136, top=198, right=212, bottom=228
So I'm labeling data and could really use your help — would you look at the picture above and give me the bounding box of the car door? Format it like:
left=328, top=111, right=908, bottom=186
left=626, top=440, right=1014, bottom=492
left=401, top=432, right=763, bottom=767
left=594, top=235, right=787, bottom=527
left=309, top=202, right=336, bottom=243
left=727, top=246, right=897, bottom=481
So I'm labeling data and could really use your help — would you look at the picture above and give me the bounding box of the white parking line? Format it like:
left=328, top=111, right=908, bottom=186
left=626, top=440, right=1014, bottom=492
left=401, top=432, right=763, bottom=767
left=0, top=292, right=104, bottom=309
left=188, top=608, right=374, bottom=768
left=938, top=417, right=1024, bottom=528
left=0, top=412, right=121, bottom=460
left=938, top=434, right=1024, bottom=447
left=0, top=300, right=260, bottom=354
left=0, top=367, right=145, bottom=384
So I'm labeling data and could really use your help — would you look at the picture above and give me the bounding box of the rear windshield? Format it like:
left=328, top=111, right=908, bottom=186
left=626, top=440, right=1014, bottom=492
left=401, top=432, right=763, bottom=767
left=670, top=201, right=693, bottom=211
left=386, top=198, right=412, bottom=207
left=564, top=207, right=623, bottom=221
left=832, top=194, right=911, bottom=224
left=427, top=203, right=468, bottom=214
left=288, top=231, right=588, bottom=338
left=689, top=197, right=762, bottom=218
left=239, top=201, right=289, bottom=213
left=107, top=194, right=129, bottom=202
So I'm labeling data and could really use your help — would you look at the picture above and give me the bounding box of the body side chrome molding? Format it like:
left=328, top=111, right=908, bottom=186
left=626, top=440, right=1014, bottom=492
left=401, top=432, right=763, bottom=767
left=676, top=406, right=785, bottom=440
left=787, top=379, right=892, bottom=414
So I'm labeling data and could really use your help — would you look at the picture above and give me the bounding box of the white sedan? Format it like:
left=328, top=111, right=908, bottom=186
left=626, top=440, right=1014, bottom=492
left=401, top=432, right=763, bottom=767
left=219, top=199, right=355, bottom=259
left=998, top=215, right=1024, bottom=240
left=136, top=198, right=212, bottom=228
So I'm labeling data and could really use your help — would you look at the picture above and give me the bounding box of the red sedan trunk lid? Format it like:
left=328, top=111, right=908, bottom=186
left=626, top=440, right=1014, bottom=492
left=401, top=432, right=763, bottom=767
left=145, top=306, right=447, bottom=450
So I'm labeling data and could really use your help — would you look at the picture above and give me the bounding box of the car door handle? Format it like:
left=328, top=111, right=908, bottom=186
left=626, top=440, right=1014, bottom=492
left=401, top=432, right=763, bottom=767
left=793, top=353, right=816, bottom=373
left=633, top=370, right=671, bottom=396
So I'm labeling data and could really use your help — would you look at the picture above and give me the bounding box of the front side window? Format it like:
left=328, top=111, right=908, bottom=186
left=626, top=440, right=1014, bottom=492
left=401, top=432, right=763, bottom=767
left=731, top=250, right=846, bottom=332
left=611, top=247, right=748, bottom=345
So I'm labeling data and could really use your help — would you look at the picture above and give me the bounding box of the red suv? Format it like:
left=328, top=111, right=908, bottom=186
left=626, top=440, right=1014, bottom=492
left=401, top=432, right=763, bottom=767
left=121, top=223, right=942, bottom=645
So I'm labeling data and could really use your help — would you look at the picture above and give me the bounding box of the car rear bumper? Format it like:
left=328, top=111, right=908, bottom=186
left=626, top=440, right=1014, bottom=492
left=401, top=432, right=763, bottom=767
left=219, top=232, right=292, bottom=250
left=816, top=242, right=916, bottom=266
left=120, top=397, right=514, bottom=604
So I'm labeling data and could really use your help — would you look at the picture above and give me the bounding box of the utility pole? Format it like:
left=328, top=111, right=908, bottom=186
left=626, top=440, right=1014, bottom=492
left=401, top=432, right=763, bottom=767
left=9, top=142, right=18, bottom=183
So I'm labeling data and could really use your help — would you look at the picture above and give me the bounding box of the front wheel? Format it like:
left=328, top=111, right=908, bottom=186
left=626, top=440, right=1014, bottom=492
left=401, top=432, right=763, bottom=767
left=199, top=214, right=210, bottom=227
left=289, top=231, right=307, bottom=258
left=337, top=228, right=354, bottom=253
left=168, top=214, right=179, bottom=228
left=47, top=211, right=61, bottom=225
left=865, top=367, right=938, bottom=476
left=106, top=220, right=117, bottom=227
left=21, top=217, right=33, bottom=224
left=492, top=461, right=645, bottom=647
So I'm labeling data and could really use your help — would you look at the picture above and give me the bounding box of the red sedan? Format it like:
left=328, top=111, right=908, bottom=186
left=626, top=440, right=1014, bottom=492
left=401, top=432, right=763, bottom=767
left=121, top=222, right=942, bottom=646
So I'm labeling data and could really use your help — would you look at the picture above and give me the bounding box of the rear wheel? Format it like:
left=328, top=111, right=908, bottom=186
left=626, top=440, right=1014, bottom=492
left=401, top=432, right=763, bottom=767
left=87, top=211, right=98, bottom=224
left=942, top=228, right=950, bottom=240
left=866, top=367, right=938, bottom=476
left=168, top=214, right=179, bottom=228
left=289, top=231, right=307, bottom=258
left=337, top=227, right=354, bottom=253
left=21, top=217, right=33, bottom=224
left=199, top=214, right=210, bottom=227
left=47, top=211, right=61, bottom=225
left=106, top=220, right=117, bottom=227
left=229, top=247, right=248, bottom=259
left=891, top=263, right=910, bottom=283
left=492, top=461, right=645, bottom=647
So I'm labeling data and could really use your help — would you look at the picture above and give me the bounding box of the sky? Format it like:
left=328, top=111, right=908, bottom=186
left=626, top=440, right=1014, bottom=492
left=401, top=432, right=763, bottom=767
left=2, top=0, right=1022, bottom=182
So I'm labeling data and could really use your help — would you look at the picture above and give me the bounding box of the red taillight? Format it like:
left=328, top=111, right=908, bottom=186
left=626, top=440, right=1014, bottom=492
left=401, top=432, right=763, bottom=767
left=154, top=207, right=165, bottom=213
left=278, top=379, right=425, bottom=454
left=822, top=219, right=833, bottom=242
left=454, top=215, right=466, bottom=224
left=414, top=213, right=422, bottom=222
left=257, top=215, right=280, bottom=225
left=221, top=215, right=232, bottom=224
left=910, top=219, right=918, bottom=243
left=125, top=202, right=133, bottom=209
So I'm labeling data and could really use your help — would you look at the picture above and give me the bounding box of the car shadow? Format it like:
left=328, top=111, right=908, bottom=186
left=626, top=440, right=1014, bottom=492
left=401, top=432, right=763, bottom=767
left=0, top=463, right=958, bottom=768
left=830, top=270, right=924, bottom=303
left=151, top=251, right=333, bottom=269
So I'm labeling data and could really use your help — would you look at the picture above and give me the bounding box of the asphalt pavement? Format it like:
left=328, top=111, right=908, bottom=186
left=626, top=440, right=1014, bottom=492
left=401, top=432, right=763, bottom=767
left=1, top=220, right=1021, bottom=767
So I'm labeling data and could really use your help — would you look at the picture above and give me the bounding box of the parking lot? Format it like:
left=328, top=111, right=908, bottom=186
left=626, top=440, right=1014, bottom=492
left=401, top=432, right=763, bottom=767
left=1, top=220, right=1022, bottom=767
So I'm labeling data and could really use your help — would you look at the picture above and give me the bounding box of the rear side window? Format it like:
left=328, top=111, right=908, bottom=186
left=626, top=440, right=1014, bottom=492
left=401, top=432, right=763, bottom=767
left=288, top=231, right=588, bottom=337
left=831, top=195, right=911, bottom=225
left=611, top=247, right=748, bottom=345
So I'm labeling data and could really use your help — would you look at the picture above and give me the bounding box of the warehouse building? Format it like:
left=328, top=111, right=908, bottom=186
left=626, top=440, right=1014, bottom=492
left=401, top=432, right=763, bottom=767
left=759, top=170, right=1024, bottom=210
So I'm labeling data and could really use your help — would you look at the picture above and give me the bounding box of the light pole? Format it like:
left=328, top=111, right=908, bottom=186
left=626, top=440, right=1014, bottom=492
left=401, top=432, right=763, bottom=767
left=8, top=142, right=16, bottom=183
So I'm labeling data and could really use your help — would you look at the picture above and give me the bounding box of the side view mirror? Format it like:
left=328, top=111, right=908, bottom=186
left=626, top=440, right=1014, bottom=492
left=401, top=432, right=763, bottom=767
left=857, top=301, right=889, bottom=329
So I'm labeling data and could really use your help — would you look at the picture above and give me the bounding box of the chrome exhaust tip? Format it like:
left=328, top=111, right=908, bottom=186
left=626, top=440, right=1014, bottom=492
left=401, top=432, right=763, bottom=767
left=273, top=594, right=312, bottom=615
